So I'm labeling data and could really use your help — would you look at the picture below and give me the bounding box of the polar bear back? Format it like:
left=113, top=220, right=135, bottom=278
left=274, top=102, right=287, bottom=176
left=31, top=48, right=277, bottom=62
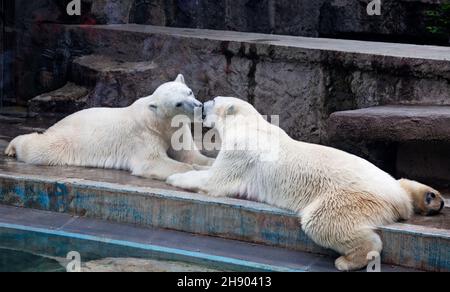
left=26, top=106, right=161, bottom=169
left=252, top=137, right=411, bottom=216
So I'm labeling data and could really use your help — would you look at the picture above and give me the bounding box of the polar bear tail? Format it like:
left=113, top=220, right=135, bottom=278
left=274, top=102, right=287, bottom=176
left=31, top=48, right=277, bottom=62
left=5, top=133, right=48, bottom=164
left=4, top=141, right=16, bottom=157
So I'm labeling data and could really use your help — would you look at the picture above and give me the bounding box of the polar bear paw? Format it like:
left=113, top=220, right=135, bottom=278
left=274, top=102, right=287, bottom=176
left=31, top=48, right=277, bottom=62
left=335, top=256, right=352, bottom=271
left=335, top=256, right=367, bottom=272
left=166, top=172, right=195, bottom=189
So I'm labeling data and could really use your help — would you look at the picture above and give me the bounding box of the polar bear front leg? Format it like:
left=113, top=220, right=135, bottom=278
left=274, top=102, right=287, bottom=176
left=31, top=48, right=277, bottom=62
left=168, top=125, right=215, bottom=167
left=131, top=157, right=195, bottom=181
left=170, top=148, right=215, bottom=167
left=166, top=170, right=211, bottom=193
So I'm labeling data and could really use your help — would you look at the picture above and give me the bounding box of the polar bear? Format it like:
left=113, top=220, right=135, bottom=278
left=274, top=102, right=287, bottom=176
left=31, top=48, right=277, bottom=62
left=5, top=75, right=214, bottom=180
left=167, top=97, right=445, bottom=271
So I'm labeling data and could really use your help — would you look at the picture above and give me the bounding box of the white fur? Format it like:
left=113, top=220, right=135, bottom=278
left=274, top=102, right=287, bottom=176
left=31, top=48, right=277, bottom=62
left=167, top=97, right=418, bottom=271
left=5, top=75, right=214, bottom=180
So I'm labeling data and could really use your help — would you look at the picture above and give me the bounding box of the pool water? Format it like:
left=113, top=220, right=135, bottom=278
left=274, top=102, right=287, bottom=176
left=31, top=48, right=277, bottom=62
left=0, top=248, right=221, bottom=272
left=0, top=248, right=65, bottom=272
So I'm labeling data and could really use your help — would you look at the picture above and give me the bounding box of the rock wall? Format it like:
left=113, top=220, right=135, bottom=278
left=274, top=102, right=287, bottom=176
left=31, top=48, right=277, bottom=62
left=129, top=0, right=448, bottom=44
left=10, top=0, right=449, bottom=104
left=0, top=11, right=3, bottom=107
left=0, top=0, right=16, bottom=106
left=51, top=25, right=450, bottom=143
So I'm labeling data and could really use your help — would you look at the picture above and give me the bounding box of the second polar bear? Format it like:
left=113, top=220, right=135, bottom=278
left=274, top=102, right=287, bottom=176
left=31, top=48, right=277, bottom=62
left=5, top=75, right=214, bottom=180
left=167, top=97, right=445, bottom=271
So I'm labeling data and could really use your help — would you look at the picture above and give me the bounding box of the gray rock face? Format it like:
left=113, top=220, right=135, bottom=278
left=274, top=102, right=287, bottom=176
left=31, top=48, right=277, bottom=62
left=72, top=54, right=158, bottom=107
left=28, top=82, right=89, bottom=115
left=130, top=0, right=168, bottom=26
left=12, top=0, right=445, bottom=44
left=397, top=141, right=450, bottom=187
left=61, top=25, right=450, bottom=144
left=11, top=0, right=449, bottom=104
left=88, top=0, right=134, bottom=24
left=253, top=62, right=327, bottom=142
left=328, top=105, right=450, bottom=143
left=127, top=0, right=448, bottom=44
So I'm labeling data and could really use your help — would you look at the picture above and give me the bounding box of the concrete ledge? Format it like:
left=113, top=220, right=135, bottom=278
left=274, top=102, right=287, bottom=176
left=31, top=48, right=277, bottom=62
left=328, top=106, right=450, bottom=142
left=0, top=172, right=324, bottom=255
left=0, top=205, right=420, bottom=272
left=0, top=170, right=448, bottom=271
left=70, top=24, right=450, bottom=77
left=0, top=222, right=302, bottom=272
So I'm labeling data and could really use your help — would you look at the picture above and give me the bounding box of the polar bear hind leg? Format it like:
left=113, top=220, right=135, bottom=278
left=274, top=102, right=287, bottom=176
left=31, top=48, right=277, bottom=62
left=5, top=133, right=56, bottom=165
left=4, top=141, right=16, bottom=157
left=333, top=230, right=382, bottom=271
left=5, top=134, right=38, bottom=159
left=301, top=191, right=393, bottom=271
left=130, top=156, right=197, bottom=181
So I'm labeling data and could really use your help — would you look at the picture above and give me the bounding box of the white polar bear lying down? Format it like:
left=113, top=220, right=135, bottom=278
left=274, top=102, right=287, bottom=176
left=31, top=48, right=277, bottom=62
left=5, top=75, right=214, bottom=180
left=167, top=97, right=445, bottom=271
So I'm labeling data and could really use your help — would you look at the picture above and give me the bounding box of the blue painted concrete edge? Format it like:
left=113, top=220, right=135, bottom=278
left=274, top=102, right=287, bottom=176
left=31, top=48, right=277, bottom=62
left=0, top=223, right=305, bottom=272
left=0, top=172, right=449, bottom=271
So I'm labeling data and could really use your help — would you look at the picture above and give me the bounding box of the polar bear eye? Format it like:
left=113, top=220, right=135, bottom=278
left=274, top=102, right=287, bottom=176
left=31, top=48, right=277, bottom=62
left=188, top=91, right=193, bottom=96
left=176, top=102, right=183, bottom=108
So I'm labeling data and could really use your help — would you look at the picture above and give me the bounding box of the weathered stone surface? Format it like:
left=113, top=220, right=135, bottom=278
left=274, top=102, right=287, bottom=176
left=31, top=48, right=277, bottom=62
left=28, top=82, right=89, bottom=115
left=127, top=0, right=449, bottom=44
left=254, top=62, right=327, bottom=142
left=72, top=54, right=158, bottom=107
left=320, top=0, right=448, bottom=44
left=328, top=105, right=450, bottom=142
left=328, top=105, right=450, bottom=186
left=62, top=24, right=450, bottom=143
left=130, top=0, right=167, bottom=26
left=397, top=142, right=450, bottom=187
left=87, top=0, right=134, bottom=24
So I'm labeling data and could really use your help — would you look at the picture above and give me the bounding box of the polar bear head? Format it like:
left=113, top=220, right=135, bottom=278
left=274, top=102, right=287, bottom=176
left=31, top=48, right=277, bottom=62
left=202, top=97, right=260, bottom=129
left=145, top=74, right=202, bottom=120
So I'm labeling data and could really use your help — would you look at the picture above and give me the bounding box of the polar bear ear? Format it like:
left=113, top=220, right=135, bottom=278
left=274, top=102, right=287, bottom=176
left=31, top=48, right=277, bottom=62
left=226, top=105, right=236, bottom=116
left=175, top=74, right=186, bottom=84
left=149, top=102, right=158, bottom=112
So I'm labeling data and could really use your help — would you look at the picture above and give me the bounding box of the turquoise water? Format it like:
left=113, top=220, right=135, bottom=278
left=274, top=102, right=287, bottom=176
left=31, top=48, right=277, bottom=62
left=0, top=248, right=65, bottom=272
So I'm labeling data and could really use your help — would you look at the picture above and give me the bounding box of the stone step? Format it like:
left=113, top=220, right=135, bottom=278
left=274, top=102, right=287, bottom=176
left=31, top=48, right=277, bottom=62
left=59, top=24, right=450, bottom=144
left=28, top=83, right=90, bottom=116
left=71, top=55, right=158, bottom=107
left=328, top=105, right=450, bottom=143
left=0, top=205, right=419, bottom=272
left=0, top=148, right=448, bottom=272
left=328, top=105, right=450, bottom=187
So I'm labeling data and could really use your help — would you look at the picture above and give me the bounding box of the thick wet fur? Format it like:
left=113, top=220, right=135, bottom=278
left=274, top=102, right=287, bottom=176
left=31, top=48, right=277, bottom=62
left=166, top=97, right=444, bottom=271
